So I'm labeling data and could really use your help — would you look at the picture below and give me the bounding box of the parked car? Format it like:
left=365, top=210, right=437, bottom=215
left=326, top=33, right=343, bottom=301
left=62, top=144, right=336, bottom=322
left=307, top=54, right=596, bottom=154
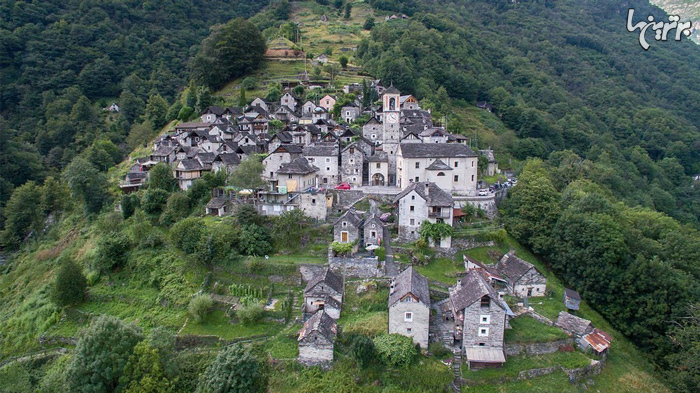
left=335, top=183, right=351, bottom=190
left=478, top=189, right=489, bottom=196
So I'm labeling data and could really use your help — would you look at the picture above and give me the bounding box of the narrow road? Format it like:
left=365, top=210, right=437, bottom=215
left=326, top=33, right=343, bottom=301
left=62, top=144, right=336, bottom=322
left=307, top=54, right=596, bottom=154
left=383, top=225, right=398, bottom=277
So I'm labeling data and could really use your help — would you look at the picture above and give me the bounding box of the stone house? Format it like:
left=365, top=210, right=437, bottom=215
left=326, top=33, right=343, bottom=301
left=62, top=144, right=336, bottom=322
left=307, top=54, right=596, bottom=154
left=250, top=97, right=269, bottom=112
left=298, top=192, right=329, bottom=221
left=394, top=182, right=453, bottom=248
left=303, top=268, right=343, bottom=320
left=400, top=95, right=420, bottom=110
left=341, top=103, right=361, bottom=123
left=564, top=288, right=581, bottom=311
left=496, top=251, right=547, bottom=298
left=262, top=144, right=304, bottom=186
left=303, top=145, right=339, bottom=186
left=368, top=152, right=389, bottom=186
left=362, top=117, right=382, bottom=144
left=388, top=266, right=430, bottom=349
left=212, top=153, right=240, bottom=174
left=174, top=159, right=204, bottom=190
left=276, top=157, right=319, bottom=192
left=396, top=143, right=479, bottom=195
left=319, top=95, right=336, bottom=111
left=420, top=127, right=450, bottom=144
left=201, top=106, right=224, bottom=123
left=267, top=131, right=293, bottom=154
left=334, top=208, right=364, bottom=244
left=302, top=100, right=317, bottom=114
left=363, top=214, right=383, bottom=247
left=298, top=310, right=337, bottom=365
left=555, top=311, right=593, bottom=338
left=280, top=92, right=297, bottom=112
left=449, top=270, right=507, bottom=369
left=340, top=143, right=366, bottom=186
left=478, top=149, right=499, bottom=177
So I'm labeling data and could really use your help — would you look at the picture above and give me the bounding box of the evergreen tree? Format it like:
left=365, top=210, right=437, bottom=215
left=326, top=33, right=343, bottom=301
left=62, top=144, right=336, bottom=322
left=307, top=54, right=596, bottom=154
left=50, top=259, right=87, bottom=307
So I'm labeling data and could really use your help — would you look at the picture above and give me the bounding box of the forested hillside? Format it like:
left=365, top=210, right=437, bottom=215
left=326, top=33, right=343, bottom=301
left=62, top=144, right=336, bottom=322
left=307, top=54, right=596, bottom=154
left=0, top=0, right=268, bottom=209
left=358, top=0, right=700, bottom=226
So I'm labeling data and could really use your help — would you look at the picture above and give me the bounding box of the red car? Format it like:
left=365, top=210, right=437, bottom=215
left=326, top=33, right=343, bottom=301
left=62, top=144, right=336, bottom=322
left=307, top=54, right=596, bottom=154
left=335, top=183, right=351, bottom=190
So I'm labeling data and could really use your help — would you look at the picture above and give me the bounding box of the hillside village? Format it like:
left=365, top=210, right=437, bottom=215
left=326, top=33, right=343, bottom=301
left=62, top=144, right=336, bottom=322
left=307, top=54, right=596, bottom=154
left=118, top=82, right=613, bottom=391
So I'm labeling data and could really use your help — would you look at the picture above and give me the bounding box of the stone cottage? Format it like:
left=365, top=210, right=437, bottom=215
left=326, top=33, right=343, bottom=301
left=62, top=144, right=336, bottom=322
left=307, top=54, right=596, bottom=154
left=564, top=288, right=581, bottom=311
left=449, top=270, right=507, bottom=369
left=303, top=268, right=343, bottom=320
left=340, top=143, right=366, bottom=186
left=298, top=310, right=337, bottom=365
left=394, top=182, right=453, bottom=248
left=388, top=266, right=430, bottom=349
left=363, top=214, right=383, bottom=247
left=496, top=251, right=547, bottom=298
left=334, top=208, right=364, bottom=244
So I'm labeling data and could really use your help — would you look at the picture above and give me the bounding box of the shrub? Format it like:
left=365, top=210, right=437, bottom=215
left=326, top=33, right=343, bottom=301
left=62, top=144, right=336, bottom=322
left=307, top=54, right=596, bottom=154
left=238, top=301, right=265, bottom=325
left=373, top=334, right=417, bottom=368
left=96, top=232, right=131, bottom=271
left=238, top=224, right=272, bottom=256
left=50, top=259, right=87, bottom=306
left=170, top=217, right=206, bottom=254
left=195, top=344, right=266, bottom=393
left=350, top=335, right=376, bottom=368
left=331, top=241, right=353, bottom=256
left=140, top=188, right=169, bottom=214
left=188, top=294, right=214, bottom=323
left=242, top=77, right=257, bottom=90
left=428, top=342, right=451, bottom=359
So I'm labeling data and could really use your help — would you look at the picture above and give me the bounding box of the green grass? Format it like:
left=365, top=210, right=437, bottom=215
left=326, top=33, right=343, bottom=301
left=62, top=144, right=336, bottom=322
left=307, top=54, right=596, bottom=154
left=264, top=255, right=326, bottom=265
left=463, top=351, right=593, bottom=383
left=265, top=322, right=301, bottom=359
left=416, top=257, right=464, bottom=285
left=464, top=371, right=576, bottom=393
left=180, top=309, right=283, bottom=340
left=339, top=281, right=388, bottom=337
left=505, top=316, right=569, bottom=343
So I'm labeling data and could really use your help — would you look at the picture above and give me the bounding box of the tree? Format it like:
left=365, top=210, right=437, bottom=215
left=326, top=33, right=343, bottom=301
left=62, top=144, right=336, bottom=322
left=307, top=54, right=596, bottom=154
left=170, top=217, right=206, bottom=254
left=239, top=87, right=247, bottom=107
left=664, top=304, right=700, bottom=393
left=119, top=341, right=173, bottom=393
left=339, top=55, right=348, bottom=68
left=241, top=77, right=257, bottom=90
left=344, top=3, right=352, bottom=19
left=144, top=94, right=169, bottom=128
left=188, top=294, right=214, bottom=323
left=264, top=86, right=282, bottom=102
left=196, top=344, right=266, bottom=393
left=238, top=224, right=272, bottom=256
left=121, top=194, right=141, bottom=220
left=190, top=18, right=266, bottom=90
left=237, top=302, right=265, bottom=325
left=66, top=315, right=143, bottom=393
left=178, top=106, right=194, bottom=121
left=228, top=156, right=265, bottom=190
left=50, top=259, right=87, bottom=306
left=160, top=192, right=190, bottom=225
left=372, top=334, right=417, bottom=368
left=119, top=90, right=145, bottom=125
left=418, top=221, right=453, bottom=245
left=96, top=232, right=131, bottom=271
left=140, top=188, right=170, bottom=214
left=363, top=16, right=375, bottom=30
left=0, top=181, right=42, bottom=247
left=63, top=157, right=110, bottom=215
left=147, top=163, right=178, bottom=192
left=273, top=210, right=309, bottom=249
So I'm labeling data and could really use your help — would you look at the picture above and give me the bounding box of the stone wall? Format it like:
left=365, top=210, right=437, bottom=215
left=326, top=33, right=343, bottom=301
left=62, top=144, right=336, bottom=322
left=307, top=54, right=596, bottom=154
left=389, top=301, right=430, bottom=349
left=331, top=189, right=365, bottom=209
left=329, top=256, right=385, bottom=278
left=517, top=359, right=603, bottom=383
left=505, top=338, right=574, bottom=356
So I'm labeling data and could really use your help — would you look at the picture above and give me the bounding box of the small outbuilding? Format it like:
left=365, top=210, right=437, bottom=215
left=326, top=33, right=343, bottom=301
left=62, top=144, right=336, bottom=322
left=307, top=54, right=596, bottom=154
left=298, top=310, right=337, bottom=365
left=564, top=288, right=581, bottom=311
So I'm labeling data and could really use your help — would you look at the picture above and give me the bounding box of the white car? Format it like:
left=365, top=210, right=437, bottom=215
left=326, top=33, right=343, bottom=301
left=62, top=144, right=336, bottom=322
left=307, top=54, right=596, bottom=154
left=478, top=189, right=489, bottom=196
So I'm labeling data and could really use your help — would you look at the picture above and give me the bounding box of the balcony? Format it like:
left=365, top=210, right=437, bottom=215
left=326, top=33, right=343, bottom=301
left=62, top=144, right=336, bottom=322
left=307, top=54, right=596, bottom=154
left=428, top=211, right=451, bottom=218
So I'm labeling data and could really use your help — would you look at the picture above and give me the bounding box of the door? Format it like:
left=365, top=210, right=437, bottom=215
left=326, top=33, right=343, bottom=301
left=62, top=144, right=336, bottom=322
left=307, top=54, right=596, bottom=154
left=341, top=231, right=348, bottom=243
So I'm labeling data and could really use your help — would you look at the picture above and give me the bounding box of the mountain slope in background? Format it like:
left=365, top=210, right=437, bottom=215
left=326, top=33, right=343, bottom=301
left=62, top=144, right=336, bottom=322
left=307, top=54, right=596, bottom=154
left=652, top=0, right=700, bottom=42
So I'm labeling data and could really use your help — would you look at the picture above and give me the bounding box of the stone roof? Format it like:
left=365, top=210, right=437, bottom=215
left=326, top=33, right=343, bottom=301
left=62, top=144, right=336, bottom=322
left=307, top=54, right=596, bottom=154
left=449, top=270, right=504, bottom=312
left=303, top=145, right=338, bottom=157
left=298, top=310, right=337, bottom=342
left=304, top=268, right=343, bottom=295
left=385, top=85, right=400, bottom=94
left=399, top=143, right=477, bottom=158
left=152, top=145, right=176, bottom=157
left=204, top=106, right=224, bottom=116
left=496, top=252, right=541, bottom=283
left=271, top=144, right=304, bottom=155
left=214, top=153, right=240, bottom=166
left=195, top=152, right=216, bottom=164
left=394, top=182, right=453, bottom=207
left=564, top=288, right=580, bottom=301
left=368, top=151, right=389, bottom=162
left=555, top=312, right=593, bottom=337
left=206, top=196, right=228, bottom=209
left=272, top=131, right=293, bottom=143
left=389, top=266, right=430, bottom=307
left=177, top=158, right=203, bottom=171
left=277, top=156, right=318, bottom=175
left=426, top=158, right=453, bottom=171
left=334, top=208, right=364, bottom=228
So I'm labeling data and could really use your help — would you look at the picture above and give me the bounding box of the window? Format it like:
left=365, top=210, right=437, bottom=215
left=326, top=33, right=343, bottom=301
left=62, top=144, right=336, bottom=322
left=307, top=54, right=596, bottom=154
left=270, top=171, right=273, bottom=177
left=411, top=195, right=415, bottom=200
left=405, top=312, right=413, bottom=321
left=376, top=163, right=381, bottom=169
left=326, top=167, right=330, bottom=171
left=454, top=161, right=459, bottom=168
left=407, top=327, right=412, bottom=334
left=350, top=148, right=354, bottom=154
left=410, top=206, right=415, bottom=212
left=326, top=158, right=331, bottom=163
left=350, top=159, right=354, bottom=164
left=480, top=315, right=490, bottom=324
left=288, top=174, right=293, bottom=179
left=415, top=176, right=420, bottom=182
left=480, top=296, right=490, bottom=308
left=471, top=175, right=474, bottom=181
left=342, top=222, right=347, bottom=227
left=311, top=199, right=316, bottom=205
left=410, top=219, right=415, bottom=225
left=371, top=134, right=377, bottom=139
left=479, top=328, right=489, bottom=337
left=415, top=162, right=420, bottom=169
left=471, top=160, right=475, bottom=167
left=371, top=231, right=376, bottom=238
left=454, top=175, right=459, bottom=182
left=437, top=172, right=445, bottom=177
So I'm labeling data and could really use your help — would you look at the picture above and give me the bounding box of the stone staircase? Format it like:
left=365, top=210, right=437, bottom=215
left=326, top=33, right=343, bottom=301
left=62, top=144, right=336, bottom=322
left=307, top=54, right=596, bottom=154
left=451, top=348, right=463, bottom=393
